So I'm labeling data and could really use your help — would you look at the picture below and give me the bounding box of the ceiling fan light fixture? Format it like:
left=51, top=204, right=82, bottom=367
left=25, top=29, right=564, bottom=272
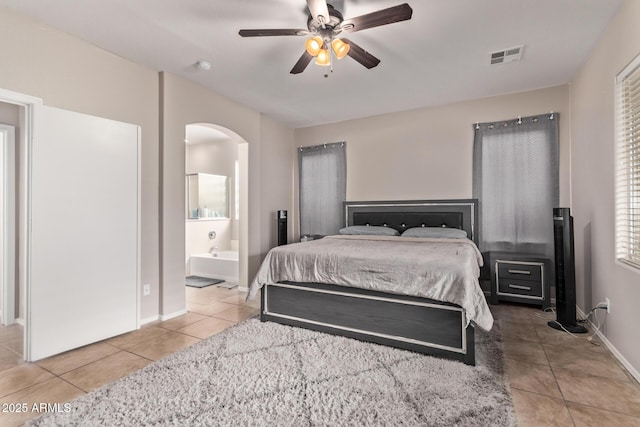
left=331, top=39, right=350, bottom=60
left=305, top=36, right=324, bottom=56
left=315, top=48, right=331, bottom=66
left=239, top=2, right=413, bottom=75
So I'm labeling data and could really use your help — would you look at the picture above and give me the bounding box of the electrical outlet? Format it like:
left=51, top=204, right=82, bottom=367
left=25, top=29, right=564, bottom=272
left=143, top=284, right=151, bottom=296
left=605, top=297, right=611, bottom=314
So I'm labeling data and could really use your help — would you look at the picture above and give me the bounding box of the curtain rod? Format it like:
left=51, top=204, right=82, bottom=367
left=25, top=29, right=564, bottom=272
left=299, top=141, right=345, bottom=151
left=474, top=111, right=556, bottom=130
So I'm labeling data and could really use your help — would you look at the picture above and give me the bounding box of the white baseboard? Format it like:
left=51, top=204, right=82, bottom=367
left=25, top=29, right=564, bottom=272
left=238, top=286, right=249, bottom=292
left=576, top=306, right=640, bottom=384
left=140, top=315, right=159, bottom=326
left=0, top=312, right=24, bottom=326
left=159, top=309, right=187, bottom=321
left=140, top=309, right=189, bottom=326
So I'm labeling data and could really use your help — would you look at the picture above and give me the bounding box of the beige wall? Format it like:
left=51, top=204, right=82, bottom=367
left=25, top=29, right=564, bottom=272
left=294, top=85, right=570, bottom=237
left=186, top=138, right=238, bottom=178
left=0, top=102, right=20, bottom=125
left=570, top=0, right=640, bottom=374
left=260, top=116, right=296, bottom=253
left=0, top=7, right=160, bottom=319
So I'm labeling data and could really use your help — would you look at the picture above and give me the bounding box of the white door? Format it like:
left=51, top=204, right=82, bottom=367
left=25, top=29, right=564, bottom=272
left=1, top=124, right=16, bottom=325
left=27, top=105, right=140, bottom=361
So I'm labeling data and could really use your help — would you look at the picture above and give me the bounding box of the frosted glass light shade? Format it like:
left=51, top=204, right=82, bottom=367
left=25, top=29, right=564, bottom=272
left=305, top=36, right=323, bottom=56
left=331, top=39, right=350, bottom=59
left=315, top=48, right=331, bottom=66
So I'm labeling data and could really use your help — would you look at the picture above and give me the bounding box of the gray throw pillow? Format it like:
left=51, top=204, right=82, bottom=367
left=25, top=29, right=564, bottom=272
left=401, top=227, right=467, bottom=239
left=339, top=225, right=400, bottom=236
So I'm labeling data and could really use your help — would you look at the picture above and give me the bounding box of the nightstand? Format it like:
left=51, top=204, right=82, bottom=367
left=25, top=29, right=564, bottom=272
left=489, top=252, right=551, bottom=309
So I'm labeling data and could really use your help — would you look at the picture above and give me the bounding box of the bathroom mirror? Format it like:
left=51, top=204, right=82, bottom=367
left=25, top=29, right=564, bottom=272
left=186, top=173, right=230, bottom=219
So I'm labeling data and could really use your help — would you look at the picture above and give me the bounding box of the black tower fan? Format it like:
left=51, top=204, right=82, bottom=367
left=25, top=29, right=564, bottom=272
left=548, top=207, right=587, bottom=333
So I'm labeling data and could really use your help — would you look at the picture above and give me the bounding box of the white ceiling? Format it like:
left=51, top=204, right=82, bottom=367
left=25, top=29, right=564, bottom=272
left=0, top=0, right=624, bottom=128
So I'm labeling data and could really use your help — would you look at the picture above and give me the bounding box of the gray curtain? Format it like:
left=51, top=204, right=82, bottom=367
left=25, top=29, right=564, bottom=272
left=472, top=114, right=559, bottom=258
left=299, top=142, right=347, bottom=236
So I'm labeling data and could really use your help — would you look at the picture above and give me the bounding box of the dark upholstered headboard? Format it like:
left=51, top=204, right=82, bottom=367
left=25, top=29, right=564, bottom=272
left=344, top=199, right=478, bottom=244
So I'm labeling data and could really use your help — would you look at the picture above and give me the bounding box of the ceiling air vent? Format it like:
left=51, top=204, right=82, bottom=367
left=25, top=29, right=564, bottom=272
left=490, top=45, right=524, bottom=65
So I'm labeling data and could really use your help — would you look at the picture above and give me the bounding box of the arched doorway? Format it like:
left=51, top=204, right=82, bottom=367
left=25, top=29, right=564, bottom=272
left=184, top=123, right=249, bottom=292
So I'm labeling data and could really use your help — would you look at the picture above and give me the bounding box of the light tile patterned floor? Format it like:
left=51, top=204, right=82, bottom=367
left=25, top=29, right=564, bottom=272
left=0, top=285, right=258, bottom=427
left=1, top=289, right=639, bottom=426
left=493, top=303, right=640, bottom=426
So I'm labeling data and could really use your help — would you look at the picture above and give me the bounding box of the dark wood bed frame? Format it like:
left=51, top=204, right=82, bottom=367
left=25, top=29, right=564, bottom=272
left=260, top=199, right=480, bottom=365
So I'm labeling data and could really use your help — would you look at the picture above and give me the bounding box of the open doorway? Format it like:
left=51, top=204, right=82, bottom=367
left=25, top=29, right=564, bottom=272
left=184, top=123, right=249, bottom=294
left=1, top=120, right=17, bottom=326
left=0, top=96, right=30, bottom=363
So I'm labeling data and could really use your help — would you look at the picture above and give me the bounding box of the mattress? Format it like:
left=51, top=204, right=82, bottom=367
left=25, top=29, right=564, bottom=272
left=249, top=235, right=493, bottom=331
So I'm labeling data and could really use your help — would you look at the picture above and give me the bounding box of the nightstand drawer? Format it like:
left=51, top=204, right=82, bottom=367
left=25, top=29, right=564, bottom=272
left=497, top=261, right=542, bottom=283
left=497, top=278, right=543, bottom=299
left=489, top=252, right=550, bottom=309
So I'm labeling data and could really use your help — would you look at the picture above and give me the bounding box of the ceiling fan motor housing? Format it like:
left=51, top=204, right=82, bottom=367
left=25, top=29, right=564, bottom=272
left=307, top=4, right=345, bottom=35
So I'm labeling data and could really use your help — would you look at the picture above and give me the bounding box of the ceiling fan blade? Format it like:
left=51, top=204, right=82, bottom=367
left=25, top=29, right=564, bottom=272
left=290, top=51, right=314, bottom=74
left=342, top=38, right=381, bottom=69
left=307, top=0, right=330, bottom=23
left=239, top=29, right=309, bottom=37
left=339, top=3, right=413, bottom=34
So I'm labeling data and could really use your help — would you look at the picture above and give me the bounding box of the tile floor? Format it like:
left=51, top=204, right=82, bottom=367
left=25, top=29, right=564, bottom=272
left=0, top=289, right=639, bottom=426
left=494, top=303, right=640, bottom=426
left=0, top=285, right=259, bottom=426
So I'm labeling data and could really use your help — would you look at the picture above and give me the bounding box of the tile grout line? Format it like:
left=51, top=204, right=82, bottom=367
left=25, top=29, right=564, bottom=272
left=55, top=374, right=89, bottom=394
left=36, top=345, right=125, bottom=377
left=0, top=363, right=84, bottom=401
left=534, top=312, right=578, bottom=427
left=563, top=400, right=640, bottom=420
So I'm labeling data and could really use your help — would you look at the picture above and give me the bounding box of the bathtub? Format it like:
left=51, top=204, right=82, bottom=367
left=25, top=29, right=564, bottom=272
left=190, top=251, right=239, bottom=283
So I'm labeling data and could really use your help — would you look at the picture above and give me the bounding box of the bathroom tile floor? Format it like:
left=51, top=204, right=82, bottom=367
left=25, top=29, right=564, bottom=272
left=0, top=291, right=639, bottom=426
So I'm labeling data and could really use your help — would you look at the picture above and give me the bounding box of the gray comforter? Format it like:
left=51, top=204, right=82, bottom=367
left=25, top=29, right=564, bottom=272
left=249, top=235, right=493, bottom=331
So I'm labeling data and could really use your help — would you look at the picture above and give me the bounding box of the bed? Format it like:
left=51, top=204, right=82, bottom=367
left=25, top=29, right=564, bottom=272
left=248, top=199, right=492, bottom=365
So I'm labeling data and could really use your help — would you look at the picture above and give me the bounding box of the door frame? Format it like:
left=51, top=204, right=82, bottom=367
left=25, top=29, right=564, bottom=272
left=1, top=123, right=16, bottom=325
left=0, top=88, right=42, bottom=360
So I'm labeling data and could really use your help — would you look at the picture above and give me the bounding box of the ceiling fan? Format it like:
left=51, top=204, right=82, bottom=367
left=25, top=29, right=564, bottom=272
left=238, top=0, right=413, bottom=74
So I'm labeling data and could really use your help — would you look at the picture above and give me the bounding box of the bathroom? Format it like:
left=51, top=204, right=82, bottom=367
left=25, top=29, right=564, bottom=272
left=185, top=123, right=240, bottom=284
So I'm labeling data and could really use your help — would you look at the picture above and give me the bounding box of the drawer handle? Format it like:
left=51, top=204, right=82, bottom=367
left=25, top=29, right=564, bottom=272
left=508, top=284, right=532, bottom=291
left=508, top=269, right=531, bottom=275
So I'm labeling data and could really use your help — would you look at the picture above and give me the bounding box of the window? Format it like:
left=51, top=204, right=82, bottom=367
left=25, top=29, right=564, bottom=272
left=473, top=114, right=559, bottom=258
left=298, top=142, right=346, bottom=237
left=615, top=54, right=640, bottom=269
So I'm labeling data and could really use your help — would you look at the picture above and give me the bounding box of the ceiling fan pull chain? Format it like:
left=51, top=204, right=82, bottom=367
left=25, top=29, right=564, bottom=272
left=325, top=51, right=334, bottom=78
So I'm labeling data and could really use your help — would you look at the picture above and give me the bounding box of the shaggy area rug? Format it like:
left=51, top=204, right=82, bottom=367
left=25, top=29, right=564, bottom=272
left=29, top=319, right=515, bottom=426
